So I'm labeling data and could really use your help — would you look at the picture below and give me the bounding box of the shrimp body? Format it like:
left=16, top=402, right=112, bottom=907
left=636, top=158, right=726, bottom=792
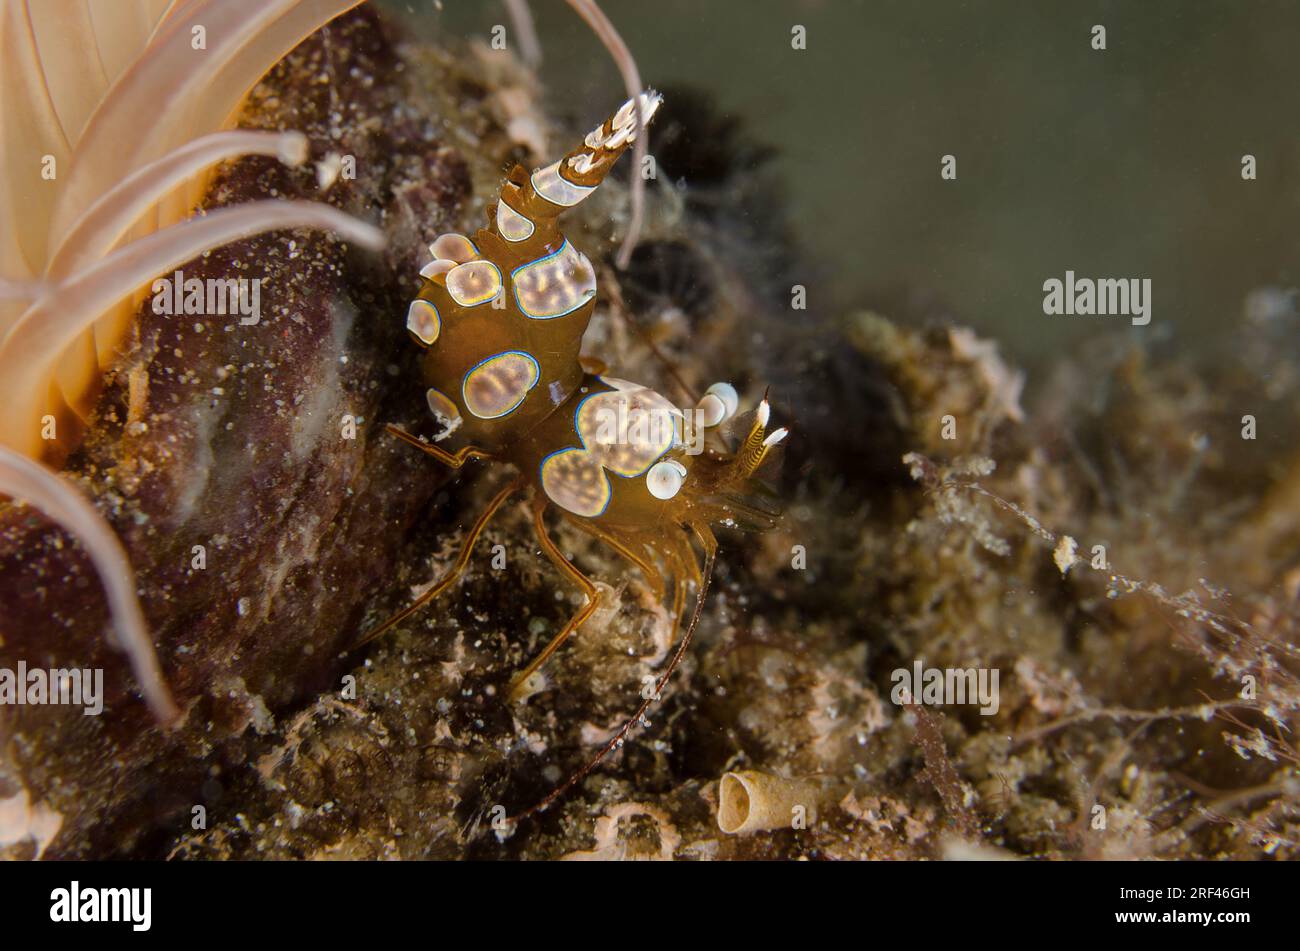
left=368, top=91, right=785, bottom=816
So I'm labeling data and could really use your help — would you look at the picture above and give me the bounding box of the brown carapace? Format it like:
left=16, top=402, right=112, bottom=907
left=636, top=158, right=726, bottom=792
left=359, top=91, right=787, bottom=821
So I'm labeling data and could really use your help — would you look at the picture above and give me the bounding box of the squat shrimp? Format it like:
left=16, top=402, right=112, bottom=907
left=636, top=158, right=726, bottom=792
left=358, top=90, right=787, bottom=819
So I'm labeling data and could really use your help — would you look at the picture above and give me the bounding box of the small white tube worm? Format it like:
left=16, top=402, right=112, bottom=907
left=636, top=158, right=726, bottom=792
left=716, top=770, right=829, bottom=835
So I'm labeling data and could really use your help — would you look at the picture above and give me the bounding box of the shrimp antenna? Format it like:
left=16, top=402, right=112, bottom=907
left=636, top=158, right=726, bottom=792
left=509, top=540, right=717, bottom=825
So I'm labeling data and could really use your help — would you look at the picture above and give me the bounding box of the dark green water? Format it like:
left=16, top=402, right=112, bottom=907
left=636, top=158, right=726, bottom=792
left=385, top=0, right=1299, bottom=372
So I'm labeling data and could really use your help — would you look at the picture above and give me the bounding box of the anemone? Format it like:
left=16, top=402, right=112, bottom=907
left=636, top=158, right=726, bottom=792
left=0, top=0, right=380, bottom=721
left=0, top=0, right=377, bottom=458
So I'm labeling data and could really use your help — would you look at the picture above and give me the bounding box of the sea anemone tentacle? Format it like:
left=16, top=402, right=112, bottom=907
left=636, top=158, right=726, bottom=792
left=0, top=199, right=385, bottom=454
left=46, top=129, right=311, bottom=278
left=46, top=0, right=368, bottom=246
left=1, top=0, right=372, bottom=454
left=0, top=444, right=178, bottom=726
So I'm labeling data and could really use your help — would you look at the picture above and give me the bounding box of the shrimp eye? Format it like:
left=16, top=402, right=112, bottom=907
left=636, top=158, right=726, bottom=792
left=646, top=459, right=686, bottom=500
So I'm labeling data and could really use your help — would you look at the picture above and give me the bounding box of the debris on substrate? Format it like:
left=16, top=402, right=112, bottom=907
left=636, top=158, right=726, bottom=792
left=3, top=8, right=1298, bottom=860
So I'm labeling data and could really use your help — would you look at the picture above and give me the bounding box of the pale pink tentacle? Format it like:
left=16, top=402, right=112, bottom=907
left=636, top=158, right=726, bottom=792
left=46, top=129, right=310, bottom=278
left=0, top=200, right=384, bottom=453
left=0, top=445, right=178, bottom=725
